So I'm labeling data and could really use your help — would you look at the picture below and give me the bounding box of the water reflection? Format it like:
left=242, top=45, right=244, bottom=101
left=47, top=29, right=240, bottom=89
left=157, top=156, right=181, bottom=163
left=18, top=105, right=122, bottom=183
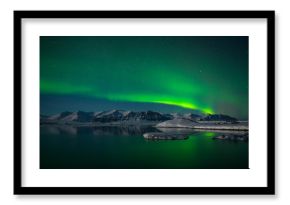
left=40, top=125, right=159, bottom=136
left=40, top=125, right=249, bottom=169
left=41, top=125, right=248, bottom=138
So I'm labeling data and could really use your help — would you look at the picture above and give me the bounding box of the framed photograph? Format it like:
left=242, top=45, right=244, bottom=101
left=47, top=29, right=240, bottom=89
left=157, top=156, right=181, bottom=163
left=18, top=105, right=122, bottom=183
left=14, top=11, right=275, bottom=195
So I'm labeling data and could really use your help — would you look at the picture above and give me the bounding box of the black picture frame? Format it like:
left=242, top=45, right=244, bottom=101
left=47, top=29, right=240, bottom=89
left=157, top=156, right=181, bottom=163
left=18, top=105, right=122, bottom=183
left=14, top=10, right=275, bottom=195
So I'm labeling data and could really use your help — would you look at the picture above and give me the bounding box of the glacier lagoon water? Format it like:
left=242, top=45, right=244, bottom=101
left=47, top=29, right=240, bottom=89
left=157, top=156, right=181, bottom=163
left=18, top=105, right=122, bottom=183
left=40, top=125, right=248, bottom=169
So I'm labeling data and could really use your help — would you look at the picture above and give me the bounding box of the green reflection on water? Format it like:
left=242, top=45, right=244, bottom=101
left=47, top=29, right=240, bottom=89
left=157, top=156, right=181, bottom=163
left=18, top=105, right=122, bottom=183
left=40, top=125, right=248, bottom=169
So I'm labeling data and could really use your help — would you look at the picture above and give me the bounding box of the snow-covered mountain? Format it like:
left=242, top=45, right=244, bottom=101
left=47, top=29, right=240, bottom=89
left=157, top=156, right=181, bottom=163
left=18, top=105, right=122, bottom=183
left=200, top=114, right=237, bottom=122
left=47, top=111, right=94, bottom=122
left=41, top=110, right=240, bottom=124
left=169, top=113, right=202, bottom=120
left=47, top=111, right=73, bottom=121
left=62, top=111, right=95, bottom=122
left=93, top=110, right=172, bottom=123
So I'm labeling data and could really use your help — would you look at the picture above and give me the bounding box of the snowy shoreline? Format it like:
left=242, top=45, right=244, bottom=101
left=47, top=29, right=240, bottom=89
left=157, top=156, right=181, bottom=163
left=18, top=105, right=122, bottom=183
left=155, top=118, right=248, bottom=131
left=155, top=125, right=248, bottom=131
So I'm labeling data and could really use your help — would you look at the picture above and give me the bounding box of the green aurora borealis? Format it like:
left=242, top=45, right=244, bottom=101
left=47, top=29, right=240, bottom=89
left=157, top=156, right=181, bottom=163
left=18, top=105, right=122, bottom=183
left=40, top=36, right=248, bottom=119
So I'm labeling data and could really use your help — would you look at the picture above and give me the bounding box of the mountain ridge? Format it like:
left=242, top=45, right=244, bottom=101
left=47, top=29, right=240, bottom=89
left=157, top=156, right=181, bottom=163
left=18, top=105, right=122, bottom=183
left=41, top=110, right=239, bottom=123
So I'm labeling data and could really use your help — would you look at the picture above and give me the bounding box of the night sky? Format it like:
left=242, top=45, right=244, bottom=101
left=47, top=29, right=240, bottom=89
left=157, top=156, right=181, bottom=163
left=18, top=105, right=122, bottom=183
left=40, top=36, right=248, bottom=119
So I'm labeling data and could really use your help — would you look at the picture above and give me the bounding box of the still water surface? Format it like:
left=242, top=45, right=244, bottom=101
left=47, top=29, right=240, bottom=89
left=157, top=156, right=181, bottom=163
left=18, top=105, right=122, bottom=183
left=40, top=125, right=248, bottom=169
